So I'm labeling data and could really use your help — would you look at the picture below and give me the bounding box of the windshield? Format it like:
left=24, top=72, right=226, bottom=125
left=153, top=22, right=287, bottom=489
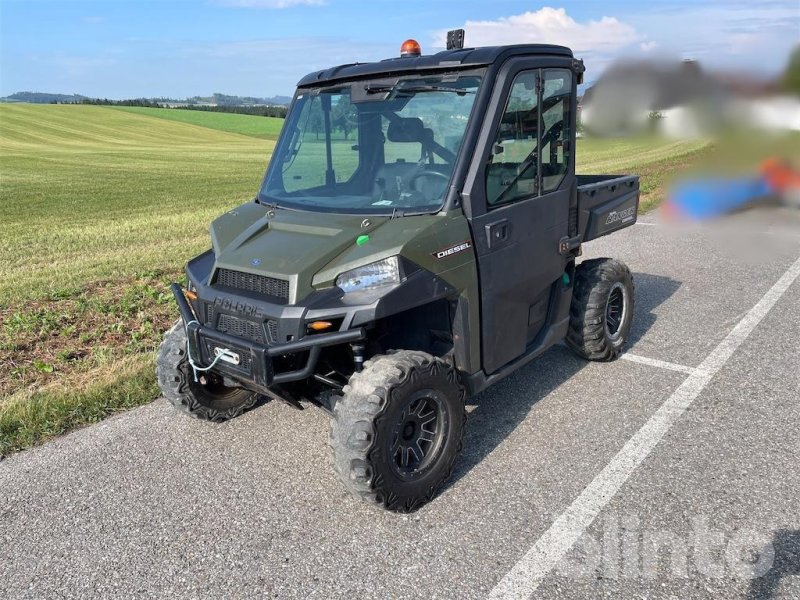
left=260, top=74, right=482, bottom=214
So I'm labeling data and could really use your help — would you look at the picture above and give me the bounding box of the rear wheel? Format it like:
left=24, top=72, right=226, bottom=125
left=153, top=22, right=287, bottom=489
left=156, top=320, right=258, bottom=421
left=330, top=351, right=466, bottom=512
left=566, top=258, right=634, bottom=361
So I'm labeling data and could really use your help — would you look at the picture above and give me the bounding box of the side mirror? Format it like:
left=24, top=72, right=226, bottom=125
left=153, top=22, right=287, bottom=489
left=493, top=143, right=504, bottom=155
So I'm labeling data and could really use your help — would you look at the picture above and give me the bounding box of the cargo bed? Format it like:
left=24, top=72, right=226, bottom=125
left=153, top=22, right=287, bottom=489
left=576, top=174, right=640, bottom=243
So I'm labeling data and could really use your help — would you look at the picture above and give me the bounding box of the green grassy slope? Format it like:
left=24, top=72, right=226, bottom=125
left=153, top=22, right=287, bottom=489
left=112, top=106, right=285, bottom=139
left=0, top=104, right=271, bottom=305
left=576, top=136, right=709, bottom=173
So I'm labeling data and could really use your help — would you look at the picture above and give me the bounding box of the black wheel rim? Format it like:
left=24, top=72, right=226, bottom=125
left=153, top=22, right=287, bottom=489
left=605, top=283, right=626, bottom=338
left=188, top=371, right=246, bottom=407
left=389, top=390, right=448, bottom=479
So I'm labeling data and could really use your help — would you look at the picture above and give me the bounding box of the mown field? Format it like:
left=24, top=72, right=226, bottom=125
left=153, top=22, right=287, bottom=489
left=0, top=103, right=711, bottom=455
left=112, top=106, right=285, bottom=139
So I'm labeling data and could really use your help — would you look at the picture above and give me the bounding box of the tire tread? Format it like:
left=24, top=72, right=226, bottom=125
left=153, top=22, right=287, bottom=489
left=330, top=350, right=466, bottom=512
left=566, top=258, right=635, bottom=361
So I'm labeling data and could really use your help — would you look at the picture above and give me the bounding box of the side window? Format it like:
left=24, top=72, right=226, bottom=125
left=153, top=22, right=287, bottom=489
left=541, top=69, right=571, bottom=193
left=486, top=71, right=539, bottom=207
left=330, top=94, right=359, bottom=182
left=282, top=97, right=324, bottom=192
left=283, top=92, right=359, bottom=193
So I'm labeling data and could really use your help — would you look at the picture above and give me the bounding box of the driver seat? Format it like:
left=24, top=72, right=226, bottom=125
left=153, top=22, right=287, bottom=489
left=373, top=117, right=448, bottom=203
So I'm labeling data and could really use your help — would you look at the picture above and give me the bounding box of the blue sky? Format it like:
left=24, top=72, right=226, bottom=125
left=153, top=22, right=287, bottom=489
left=1, top=0, right=797, bottom=98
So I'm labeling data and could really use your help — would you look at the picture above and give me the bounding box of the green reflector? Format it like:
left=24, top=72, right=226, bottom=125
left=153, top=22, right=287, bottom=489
left=356, top=234, right=370, bottom=246
left=562, top=272, right=570, bottom=285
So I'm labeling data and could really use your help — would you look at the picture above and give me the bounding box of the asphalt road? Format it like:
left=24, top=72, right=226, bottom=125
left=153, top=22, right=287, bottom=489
left=2, top=207, right=799, bottom=600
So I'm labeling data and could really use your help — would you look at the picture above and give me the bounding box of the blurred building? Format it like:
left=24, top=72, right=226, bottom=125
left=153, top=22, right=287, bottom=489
left=580, top=58, right=800, bottom=137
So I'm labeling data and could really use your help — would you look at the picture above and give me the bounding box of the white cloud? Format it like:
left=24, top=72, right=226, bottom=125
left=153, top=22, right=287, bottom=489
left=435, top=7, right=642, bottom=54
left=212, top=0, right=325, bottom=7
left=640, top=41, right=657, bottom=53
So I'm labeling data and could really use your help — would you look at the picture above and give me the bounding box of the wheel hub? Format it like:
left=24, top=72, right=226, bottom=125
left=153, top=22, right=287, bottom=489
left=402, top=421, right=417, bottom=440
left=390, top=391, right=447, bottom=478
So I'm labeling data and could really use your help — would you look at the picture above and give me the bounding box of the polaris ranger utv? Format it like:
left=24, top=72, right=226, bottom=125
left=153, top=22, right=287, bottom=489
left=157, top=33, right=640, bottom=512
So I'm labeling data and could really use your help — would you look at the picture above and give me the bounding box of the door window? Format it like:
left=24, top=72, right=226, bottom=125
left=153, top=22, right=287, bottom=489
left=541, top=70, right=571, bottom=193
left=486, top=71, right=539, bottom=207
left=485, top=68, right=573, bottom=207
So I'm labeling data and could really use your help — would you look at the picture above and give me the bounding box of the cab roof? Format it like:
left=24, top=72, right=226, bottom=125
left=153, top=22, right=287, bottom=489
left=297, top=44, right=573, bottom=88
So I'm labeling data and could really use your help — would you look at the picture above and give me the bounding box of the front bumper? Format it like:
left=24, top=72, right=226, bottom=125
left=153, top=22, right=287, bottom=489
left=172, top=283, right=365, bottom=394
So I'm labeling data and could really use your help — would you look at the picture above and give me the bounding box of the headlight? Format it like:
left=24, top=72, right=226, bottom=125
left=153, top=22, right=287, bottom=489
left=336, top=256, right=401, bottom=294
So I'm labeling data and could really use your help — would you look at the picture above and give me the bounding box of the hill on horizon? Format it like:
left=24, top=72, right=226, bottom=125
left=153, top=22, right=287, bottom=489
left=0, top=91, right=292, bottom=106
left=1, top=91, right=90, bottom=104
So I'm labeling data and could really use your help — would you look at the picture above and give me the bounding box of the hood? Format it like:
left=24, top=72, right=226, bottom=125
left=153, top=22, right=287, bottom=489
left=209, top=201, right=390, bottom=302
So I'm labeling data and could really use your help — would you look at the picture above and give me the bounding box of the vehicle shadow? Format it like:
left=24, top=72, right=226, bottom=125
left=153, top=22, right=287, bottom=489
left=626, top=272, right=682, bottom=347
left=746, top=529, right=800, bottom=599
left=443, top=271, right=682, bottom=491
left=444, top=344, right=586, bottom=490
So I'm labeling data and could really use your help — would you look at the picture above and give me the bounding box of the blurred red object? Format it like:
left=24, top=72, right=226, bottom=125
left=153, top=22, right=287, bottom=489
left=761, top=158, right=800, bottom=193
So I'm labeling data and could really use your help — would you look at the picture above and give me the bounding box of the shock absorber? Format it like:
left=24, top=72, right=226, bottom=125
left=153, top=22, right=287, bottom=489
left=351, top=343, right=365, bottom=372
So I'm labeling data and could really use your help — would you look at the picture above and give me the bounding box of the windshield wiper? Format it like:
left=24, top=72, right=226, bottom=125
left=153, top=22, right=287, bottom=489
left=364, top=83, right=394, bottom=94
left=256, top=196, right=292, bottom=211
left=364, top=83, right=474, bottom=96
left=395, top=85, right=474, bottom=96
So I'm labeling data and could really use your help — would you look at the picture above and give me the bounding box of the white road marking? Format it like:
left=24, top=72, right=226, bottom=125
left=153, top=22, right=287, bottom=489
left=620, top=353, right=696, bottom=375
left=488, top=255, right=800, bottom=600
left=635, top=221, right=661, bottom=227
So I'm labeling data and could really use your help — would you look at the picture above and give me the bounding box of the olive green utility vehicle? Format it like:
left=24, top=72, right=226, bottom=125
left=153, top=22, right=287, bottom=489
left=158, top=32, right=640, bottom=512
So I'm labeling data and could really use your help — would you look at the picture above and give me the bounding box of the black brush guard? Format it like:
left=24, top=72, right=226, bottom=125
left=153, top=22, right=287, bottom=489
left=171, top=283, right=365, bottom=394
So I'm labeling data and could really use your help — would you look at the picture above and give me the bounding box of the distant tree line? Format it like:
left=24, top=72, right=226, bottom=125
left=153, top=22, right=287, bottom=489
left=67, top=97, right=288, bottom=117
left=175, top=104, right=287, bottom=118
left=1, top=90, right=289, bottom=117
left=78, top=98, right=163, bottom=107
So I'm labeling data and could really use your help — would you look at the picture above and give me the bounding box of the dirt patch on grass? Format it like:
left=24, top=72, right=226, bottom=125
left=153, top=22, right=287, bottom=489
left=1, top=270, right=181, bottom=400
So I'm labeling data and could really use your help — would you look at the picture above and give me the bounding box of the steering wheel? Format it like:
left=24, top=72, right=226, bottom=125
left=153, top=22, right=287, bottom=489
left=409, top=170, right=449, bottom=200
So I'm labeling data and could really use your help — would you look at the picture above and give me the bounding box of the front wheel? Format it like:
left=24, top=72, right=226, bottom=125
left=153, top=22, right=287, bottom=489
left=566, top=258, right=635, bottom=361
left=156, top=320, right=258, bottom=421
left=330, top=351, right=466, bottom=512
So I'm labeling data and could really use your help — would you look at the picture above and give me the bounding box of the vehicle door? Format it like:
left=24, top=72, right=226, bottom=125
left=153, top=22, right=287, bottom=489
left=464, top=62, right=575, bottom=374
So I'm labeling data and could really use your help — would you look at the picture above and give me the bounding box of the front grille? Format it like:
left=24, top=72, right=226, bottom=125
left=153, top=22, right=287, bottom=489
left=215, top=269, right=289, bottom=301
left=205, top=304, right=279, bottom=345
left=217, top=313, right=265, bottom=343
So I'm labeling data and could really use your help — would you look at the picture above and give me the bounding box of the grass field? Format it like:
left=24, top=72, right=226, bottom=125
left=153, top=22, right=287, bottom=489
left=0, top=103, right=713, bottom=455
left=112, top=106, right=285, bottom=139
left=1, top=104, right=269, bottom=305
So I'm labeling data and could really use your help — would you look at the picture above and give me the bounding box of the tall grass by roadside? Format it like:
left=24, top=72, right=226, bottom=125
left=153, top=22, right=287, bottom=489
left=0, top=354, right=158, bottom=456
